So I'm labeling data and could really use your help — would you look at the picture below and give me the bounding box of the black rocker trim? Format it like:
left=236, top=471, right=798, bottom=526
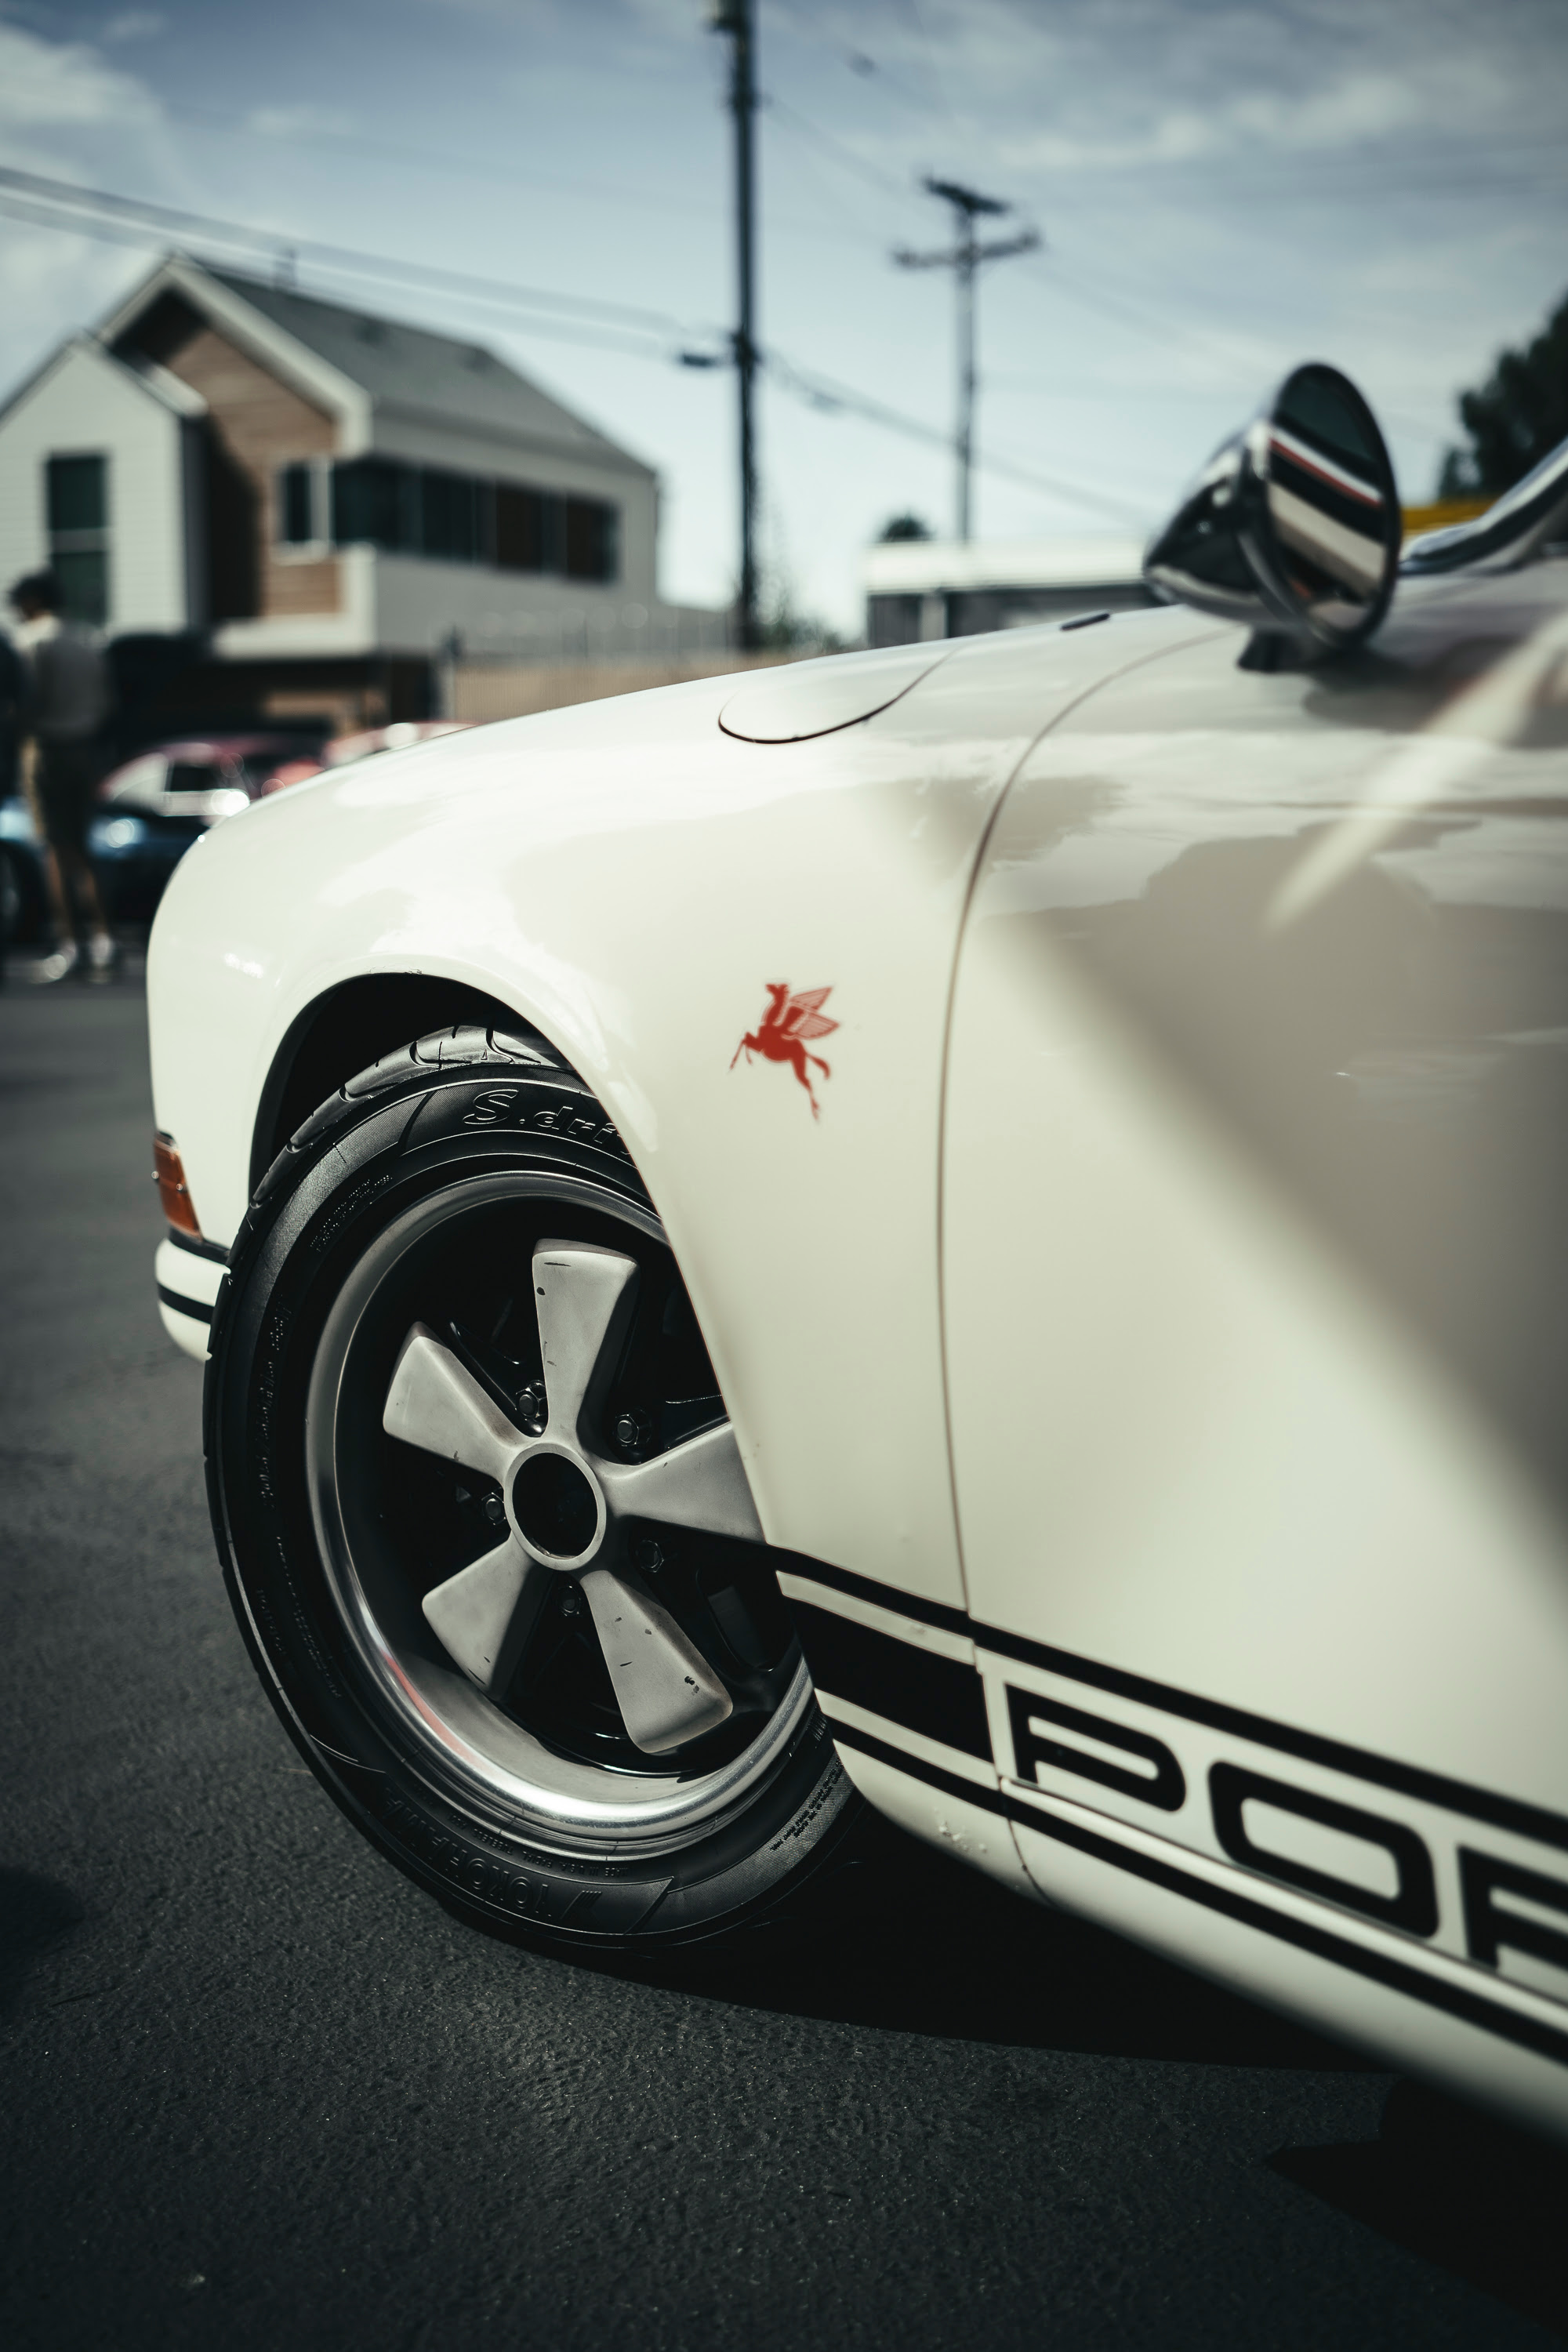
left=826, top=1720, right=1568, bottom=2071
left=157, top=1283, right=213, bottom=1326
left=789, top=1555, right=1568, bottom=1857
left=165, top=1225, right=230, bottom=1265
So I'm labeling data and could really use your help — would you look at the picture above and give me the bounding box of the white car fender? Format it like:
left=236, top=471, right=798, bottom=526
left=147, top=613, right=1216, bottom=1615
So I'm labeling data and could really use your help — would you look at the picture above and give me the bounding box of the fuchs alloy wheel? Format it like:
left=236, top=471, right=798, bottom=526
left=205, top=1025, right=859, bottom=1949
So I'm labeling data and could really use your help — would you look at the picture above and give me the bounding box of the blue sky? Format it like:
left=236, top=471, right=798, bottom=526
left=2, top=0, right=1566, bottom=631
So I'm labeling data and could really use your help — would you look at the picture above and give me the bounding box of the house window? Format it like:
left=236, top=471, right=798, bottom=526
left=495, top=482, right=548, bottom=572
left=328, top=458, right=618, bottom=583
left=278, top=462, right=318, bottom=546
left=332, top=458, right=414, bottom=551
left=564, top=495, right=617, bottom=583
left=45, top=452, right=110, bottom=625
left=419, top=468, right=480, bottom=564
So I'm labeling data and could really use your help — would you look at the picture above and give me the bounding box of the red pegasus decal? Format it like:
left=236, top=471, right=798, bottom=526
left=731, top=984, right=838, bottom=1119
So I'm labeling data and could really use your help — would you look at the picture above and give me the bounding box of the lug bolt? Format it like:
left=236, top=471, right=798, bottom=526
left=561, top=1583, right=583, bottom=1618
left=635, top=1537, right=665, bottom=1575
left=482, top=1491, right=506, bottom=1527
left=517, top=1379, right=547, bottom=1436
left=615, top=1405, right=654, bottom=1456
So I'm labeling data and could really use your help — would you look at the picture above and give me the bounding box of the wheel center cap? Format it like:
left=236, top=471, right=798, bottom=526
left=512, top=1446, right=602, bottom=1566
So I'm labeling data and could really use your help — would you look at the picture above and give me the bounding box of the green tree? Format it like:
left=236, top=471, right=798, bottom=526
left=877, top=512, right=934, bottom=542
left=1438, top=290, right=1568, bottom=498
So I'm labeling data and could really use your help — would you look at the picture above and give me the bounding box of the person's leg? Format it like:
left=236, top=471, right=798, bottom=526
left=27, top=740, right=110, bottom=982
left=39, top=840, right=73, bottom=942
left=58, top=844, right=109, bottom=939
left=27, top=844, right=81, bottom=979
left=60, top=844, right=114, bottom=974
left=21, top=742, right=74, bottom=953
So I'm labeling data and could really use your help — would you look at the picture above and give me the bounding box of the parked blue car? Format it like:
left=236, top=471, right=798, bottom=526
left=0, top=732, right=326, bottom=948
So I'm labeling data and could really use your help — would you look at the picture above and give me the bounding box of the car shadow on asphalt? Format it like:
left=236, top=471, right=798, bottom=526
left=622, top=1828, right=1374, bottom=2071
left=1272, top=2080, right=1568, bottom=2339
left=615, top=1830, right=1568, bottom=2336
left=0, top=1867, right=85, bottom=2031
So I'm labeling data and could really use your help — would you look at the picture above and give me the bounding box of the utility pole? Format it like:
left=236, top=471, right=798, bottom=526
left=712, top=0, right=760, bottom=649
left=895, top=180, right=1040, bottom=543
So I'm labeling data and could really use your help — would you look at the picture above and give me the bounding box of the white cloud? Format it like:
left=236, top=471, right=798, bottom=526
left=0, top=21, right=162, bottom=126
left=0, top=22, right=175, bottom=413
left=101, top=9, right=169, bottom=41
left=0, top=20, right=164, bottom=125
left=248, top=104, right=358, bottom=139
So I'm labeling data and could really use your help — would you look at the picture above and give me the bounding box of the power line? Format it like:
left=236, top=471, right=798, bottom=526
left=767, top=5, right=1568, bottom=209
left=138, top=93, right=877, bottom=252
left=764, top=94, right=914, bottom=205
left=1, top=164, right=1144, bottom=529
left=766, top=350, right=1145, bottom=524
left=0, top=191, right=691, bottom=365
left=768, top=0, right=970, bottom=152
left=0, top=165, right=702, bottom=339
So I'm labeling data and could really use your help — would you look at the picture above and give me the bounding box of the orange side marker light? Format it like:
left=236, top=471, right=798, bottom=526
left=154, top=1131, right=201, bottom=1238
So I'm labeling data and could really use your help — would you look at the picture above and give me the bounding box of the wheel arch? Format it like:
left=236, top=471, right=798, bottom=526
left=249, top=972, right=563, bottom=1192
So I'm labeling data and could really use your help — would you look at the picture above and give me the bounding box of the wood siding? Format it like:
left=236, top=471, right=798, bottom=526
left=124, top=296, right=340, bottom=620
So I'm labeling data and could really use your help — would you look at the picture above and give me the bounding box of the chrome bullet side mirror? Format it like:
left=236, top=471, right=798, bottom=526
left=1145, top=362, right=1400, bottom=654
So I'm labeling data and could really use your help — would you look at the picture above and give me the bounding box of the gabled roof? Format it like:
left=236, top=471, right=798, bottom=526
left=0, top=329, right=206, bottom=435
left=209, top=272, right=648, bottom=471
left=99, top=253, right=653, bottom=477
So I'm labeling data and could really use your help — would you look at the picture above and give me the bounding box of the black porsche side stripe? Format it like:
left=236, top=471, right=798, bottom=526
left=828, top=1722, right=1568, bottom=2072
left=776, top=1552, right=973, bottom=1640
left=823, top=1719, right=1008, bottom=1809
left=789, top=1601, right=992, bottom=1762
left=165, top=1226, right=230, bottom=1265
left=969, top=1624, right=1568, bottom=1857
left=157, top=1283, right=213, bottom=1325
left=787, top=1555, right=1568, bottom=1857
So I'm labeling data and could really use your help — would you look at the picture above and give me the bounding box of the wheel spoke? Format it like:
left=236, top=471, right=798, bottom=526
left=383, top=1322, right=521, bottom=1485
left=579, top=1566, right=733, bottom=1753
left=599, top=1421, right=763, bottom=1542
left=532, top=1242, right=640, bottom=1443
left=422, top=1537, right=551, bottom=1693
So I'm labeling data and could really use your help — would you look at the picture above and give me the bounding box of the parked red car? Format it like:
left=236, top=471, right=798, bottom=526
left=258, top=721, right=472, bottom=797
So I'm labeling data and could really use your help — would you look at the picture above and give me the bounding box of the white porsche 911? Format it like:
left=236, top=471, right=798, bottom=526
left=147, top=367, right=1568, bottom=2143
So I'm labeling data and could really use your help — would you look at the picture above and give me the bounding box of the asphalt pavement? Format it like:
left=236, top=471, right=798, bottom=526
left=2, top=968, right=1566, bottom=2352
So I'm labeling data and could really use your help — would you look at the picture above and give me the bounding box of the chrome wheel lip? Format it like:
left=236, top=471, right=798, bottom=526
left=304, top=1170, right=811, bottom=1851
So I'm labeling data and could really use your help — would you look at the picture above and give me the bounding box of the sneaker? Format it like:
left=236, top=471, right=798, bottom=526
left=28, top=941, right=80, bottom=985
left=86, top=933, right=118, bottom=983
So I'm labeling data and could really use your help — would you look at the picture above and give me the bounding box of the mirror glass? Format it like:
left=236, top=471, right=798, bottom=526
left=1144, top=361, right=1400, bottom=652
left=1261, top=366, right=1397, bottom=640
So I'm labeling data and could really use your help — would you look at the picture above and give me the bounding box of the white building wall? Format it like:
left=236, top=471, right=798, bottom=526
left=0, top=340, right=191, bottom=632
left=371, top=555, right=663, bottom=659
left=864, top=535, right=1148, bottom=597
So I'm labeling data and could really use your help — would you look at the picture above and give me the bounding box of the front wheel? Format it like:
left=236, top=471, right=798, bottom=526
left=205, top=1025, right=860, bottom=1950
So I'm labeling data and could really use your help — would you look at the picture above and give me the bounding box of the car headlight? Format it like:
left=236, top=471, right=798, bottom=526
left=201, top=789, right=252, bottom=822
left=97, top=817, right=146, bottom=851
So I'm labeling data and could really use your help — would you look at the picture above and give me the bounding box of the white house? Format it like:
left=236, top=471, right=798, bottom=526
left=0, top=254, right=718, bottom=728
left=865, top=534, right=1159, bottom=647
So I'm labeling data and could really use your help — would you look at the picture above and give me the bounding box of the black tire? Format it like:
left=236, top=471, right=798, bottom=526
left=205, top=1022, right=861, bottom=1951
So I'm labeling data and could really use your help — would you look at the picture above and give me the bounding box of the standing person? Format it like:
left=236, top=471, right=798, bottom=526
left=0, top=623, right=22, bottom=975
left=8, top=571, right=115, bottom=983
